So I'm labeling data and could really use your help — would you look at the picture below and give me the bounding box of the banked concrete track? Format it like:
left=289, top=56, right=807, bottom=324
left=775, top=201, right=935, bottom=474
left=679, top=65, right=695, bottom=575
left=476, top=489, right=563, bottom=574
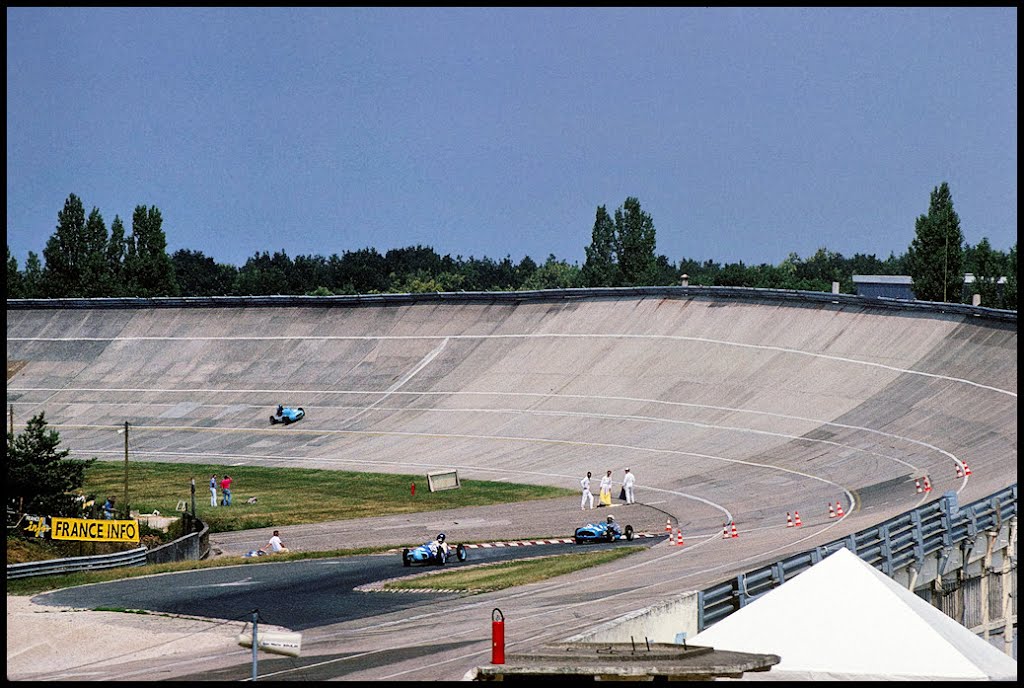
left=6, top=290, right=1017, bottom=681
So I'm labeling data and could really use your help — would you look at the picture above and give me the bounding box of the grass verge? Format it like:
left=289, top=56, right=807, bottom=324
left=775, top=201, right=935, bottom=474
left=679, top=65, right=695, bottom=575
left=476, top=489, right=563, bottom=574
left=79, top=461, right=574, bottom=533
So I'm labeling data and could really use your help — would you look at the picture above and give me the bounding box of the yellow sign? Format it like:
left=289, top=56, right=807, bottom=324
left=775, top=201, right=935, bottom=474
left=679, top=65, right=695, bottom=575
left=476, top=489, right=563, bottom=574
left=50, top=517, right=140, bottom=543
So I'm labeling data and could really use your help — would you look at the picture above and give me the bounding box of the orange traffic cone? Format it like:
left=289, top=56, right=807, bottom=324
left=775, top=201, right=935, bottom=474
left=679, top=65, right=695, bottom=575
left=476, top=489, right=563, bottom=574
left=955, top=464, right=963, bottom=478
left=786, top=512, right=794, bottom=528
left=835, top=501, right=845, bottom=518
left=793, top=511, right=802, bottom=527
left=964, top=462, right=972, bottom=476
left=923, top=477, right=932, bottom=492
left=676, top=529, right=684, bottom=546
left=666, top=519, right=672, bottom=533
left=730, top=522, right=739, bottom=538
left=722, top=523, right=730, bottom=540
left=915, top=478, right=923, bottom=493
left=828, top=503, right=836, bottom=518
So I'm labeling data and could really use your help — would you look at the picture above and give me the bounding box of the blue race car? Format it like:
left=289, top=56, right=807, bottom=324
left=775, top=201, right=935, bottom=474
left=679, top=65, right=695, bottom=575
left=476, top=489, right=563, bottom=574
left=402, top=538, right=468, bottom=567
left=270, top=405, right=305, bottom=425
left=574, top=518, right=634, bottom=544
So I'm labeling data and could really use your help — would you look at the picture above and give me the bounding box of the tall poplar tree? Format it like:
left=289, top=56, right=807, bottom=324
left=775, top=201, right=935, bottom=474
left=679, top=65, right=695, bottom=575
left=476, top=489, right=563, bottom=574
left=581, top=205, right=619, bottom=287
left=614, top=197, right=658, bottom=286
left=907, top=182, right=964, bottom=303
left=125, top=205, right=179, bottom=296
left=41, top=193, right=88, bottom=297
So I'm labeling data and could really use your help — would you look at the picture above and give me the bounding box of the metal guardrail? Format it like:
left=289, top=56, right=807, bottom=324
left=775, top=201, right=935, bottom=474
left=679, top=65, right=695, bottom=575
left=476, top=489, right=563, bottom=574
left=5, top=287, right=1017, bottom=323
left=6, top=546, right=148, bottom=580
left=698, top=484, right=1018, bottom=630
left=6, top=516, right=209, bottom=580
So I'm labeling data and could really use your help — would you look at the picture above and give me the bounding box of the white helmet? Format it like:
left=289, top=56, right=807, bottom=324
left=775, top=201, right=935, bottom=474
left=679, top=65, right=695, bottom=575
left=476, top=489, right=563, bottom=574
left=607, top=515, right=615, bottom=523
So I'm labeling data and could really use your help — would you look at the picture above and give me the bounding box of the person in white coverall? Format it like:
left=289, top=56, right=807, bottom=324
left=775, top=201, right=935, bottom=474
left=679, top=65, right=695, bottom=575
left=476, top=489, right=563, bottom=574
left=580, top=471, right=594, bottom=510
left=623, top=468, right=636, bottom=505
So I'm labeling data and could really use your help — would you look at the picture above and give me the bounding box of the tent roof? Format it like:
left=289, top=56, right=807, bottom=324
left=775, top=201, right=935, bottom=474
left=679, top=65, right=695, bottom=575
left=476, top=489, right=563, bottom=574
left=691, top=548, right=1016, bottom=681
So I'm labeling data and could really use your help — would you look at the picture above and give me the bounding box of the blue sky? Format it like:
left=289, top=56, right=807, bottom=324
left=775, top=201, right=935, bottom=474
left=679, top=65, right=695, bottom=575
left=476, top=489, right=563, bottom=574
left=6, top=7, right=1017, bottom=270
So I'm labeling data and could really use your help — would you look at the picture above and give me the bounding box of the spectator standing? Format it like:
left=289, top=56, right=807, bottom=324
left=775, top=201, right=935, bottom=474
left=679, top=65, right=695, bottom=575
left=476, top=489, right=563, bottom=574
left=210, top=474, right=219, bottom=507
left=102, top=496, right=116, bottom=519
left=220, top=475, right=233, bottom=506
left=598, top=470, right=613, bottom=507
left=623, top=468, right=636, bottom=505
left=580, top=471, right=594, bottom=510
left=260, top=530, right=288, bottom=553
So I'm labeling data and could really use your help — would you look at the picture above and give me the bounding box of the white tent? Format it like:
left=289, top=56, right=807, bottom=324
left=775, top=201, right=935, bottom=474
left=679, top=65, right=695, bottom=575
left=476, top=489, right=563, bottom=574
left=691, top=547, right=1017, bottom=681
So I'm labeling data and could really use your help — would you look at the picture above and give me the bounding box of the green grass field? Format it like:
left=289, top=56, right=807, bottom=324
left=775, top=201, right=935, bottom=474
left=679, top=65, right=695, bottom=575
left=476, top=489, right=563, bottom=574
left=80, top=461, right=575, bottom=533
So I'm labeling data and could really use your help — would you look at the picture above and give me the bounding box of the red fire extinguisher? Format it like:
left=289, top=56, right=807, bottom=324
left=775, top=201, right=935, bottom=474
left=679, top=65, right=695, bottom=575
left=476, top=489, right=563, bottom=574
left=411, top=482, right=416, bottom=497
left=491, top=608, right=505, bottom=664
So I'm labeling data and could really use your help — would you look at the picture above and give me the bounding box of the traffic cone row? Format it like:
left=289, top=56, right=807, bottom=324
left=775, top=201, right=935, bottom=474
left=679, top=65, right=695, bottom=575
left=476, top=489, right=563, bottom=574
left=666, top=519, right=672, bottom=533
left=915, top=478, right=923, bottom=493
left=964, top=461, right=972, bottom=476
left=955, top=464, right=963, bottom=478
left=835, top=501, right=845, bottom=518
left=793, top=511, right=802, bottom=527
left=923, top=477, right=932, bottom=493
left=730, top=522, right=738, bottom=538
left=786, top=512, right=794, bottom=528
left=722, top=522, right=731, bottom=539
left=676, top=529, right=684, bottom=546
left=828, top=503, right=836, bottom=518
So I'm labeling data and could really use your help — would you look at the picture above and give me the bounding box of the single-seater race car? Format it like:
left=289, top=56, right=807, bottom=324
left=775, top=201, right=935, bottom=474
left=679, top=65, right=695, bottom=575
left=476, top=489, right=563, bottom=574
left=402, top=535, right=468, bottom=567
left=270, top=405, right=305, bottom=425
left=574, top=516, right=634, bottom=544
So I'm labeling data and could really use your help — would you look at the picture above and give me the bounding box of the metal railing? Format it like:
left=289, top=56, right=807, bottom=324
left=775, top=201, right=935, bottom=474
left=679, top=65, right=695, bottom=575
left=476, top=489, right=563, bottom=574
left=5, top=286, right=1017, bottom=324
left=697, top=484, right=1018, bottom=630
left=6, top=517, right=208, bottom=580
left=6, top=546, right=148, bottom=580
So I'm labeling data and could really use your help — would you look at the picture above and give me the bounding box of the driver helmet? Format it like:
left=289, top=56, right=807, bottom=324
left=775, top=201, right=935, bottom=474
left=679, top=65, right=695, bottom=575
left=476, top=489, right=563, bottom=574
left=437, top=533, right=446, bottom=543
left=606, top=515, right=615, bottom=524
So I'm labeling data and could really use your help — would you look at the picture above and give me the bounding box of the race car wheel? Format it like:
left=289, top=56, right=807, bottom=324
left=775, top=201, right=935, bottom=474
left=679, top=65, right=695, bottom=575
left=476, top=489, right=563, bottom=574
left=269, top=415, right=278, bottom=424
left=402, top=548, right=411, bottom=567
left=625, top=525, right=634, bottom=541
left=437, top=553, right=446, bottom=566
left=456, top=544, right=467, bottom=562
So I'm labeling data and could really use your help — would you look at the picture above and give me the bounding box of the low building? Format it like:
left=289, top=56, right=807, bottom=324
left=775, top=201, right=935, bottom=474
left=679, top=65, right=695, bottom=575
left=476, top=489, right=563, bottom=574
left=852, top=275, right=915, bottom=300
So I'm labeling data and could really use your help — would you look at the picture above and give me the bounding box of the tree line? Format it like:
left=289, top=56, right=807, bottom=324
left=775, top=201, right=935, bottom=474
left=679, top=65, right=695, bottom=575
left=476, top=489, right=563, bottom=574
left=6, top=185, right=1017, bottom=309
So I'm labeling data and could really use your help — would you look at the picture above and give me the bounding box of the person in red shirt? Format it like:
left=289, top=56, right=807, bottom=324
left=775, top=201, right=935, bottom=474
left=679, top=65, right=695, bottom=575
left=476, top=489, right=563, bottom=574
left=220, top=475, right=233, bottom=506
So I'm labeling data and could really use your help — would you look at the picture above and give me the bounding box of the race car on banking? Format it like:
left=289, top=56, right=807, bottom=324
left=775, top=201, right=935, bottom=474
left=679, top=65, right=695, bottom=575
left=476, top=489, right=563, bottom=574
left=270, top=405, right=305, bottom=425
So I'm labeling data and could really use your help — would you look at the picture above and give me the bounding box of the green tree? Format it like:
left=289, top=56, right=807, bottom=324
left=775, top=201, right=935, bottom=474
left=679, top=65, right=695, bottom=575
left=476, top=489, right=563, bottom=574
left=521, top=254, right=581, bottom=290
left=614, top=197, right=658, bottom=286
left=907, top=182, right=964, bottom=303
left=581, top=205, right=619, bottom=287
left=41, top=193, right=88, bottom=297
left=1003, top=244, right=1017, bottom=310
left=22, top=252, right=45, bottom=298
left=233, top=250, right=291, bottom=295
left=964, top=237, right=1001, bottom=307
left=125, top=205, right=179, bottom=296
left=7, top=246, right=24, bottom=298
left=7, top=412, right=96, bottom=518
left=80, top=207, right=112, bottom=296
left=106, top=215, right=129, bottom=295
left=171, top=249, right=237, bottom=296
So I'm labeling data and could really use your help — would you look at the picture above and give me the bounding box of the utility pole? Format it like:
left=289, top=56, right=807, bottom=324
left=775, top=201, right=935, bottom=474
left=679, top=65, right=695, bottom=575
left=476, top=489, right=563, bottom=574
left=943, top=231, right=949, bottom=302
left=122, top=421, right=130, bottom=517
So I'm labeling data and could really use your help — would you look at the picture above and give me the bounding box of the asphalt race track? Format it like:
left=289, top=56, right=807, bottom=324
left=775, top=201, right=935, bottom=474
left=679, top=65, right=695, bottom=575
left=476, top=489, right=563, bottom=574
left=6, top=290, right=1017, bottom=681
